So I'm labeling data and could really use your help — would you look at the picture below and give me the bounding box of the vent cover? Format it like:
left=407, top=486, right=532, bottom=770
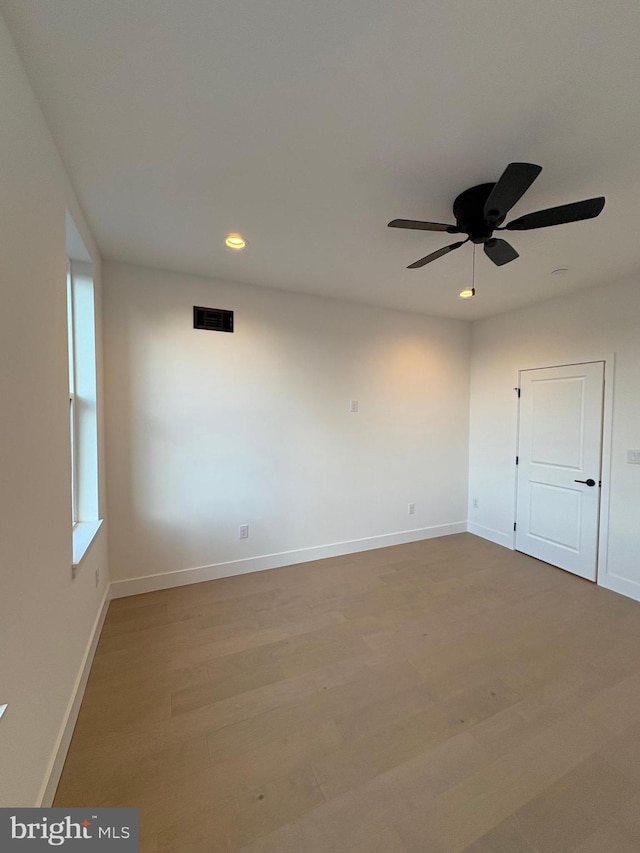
left=193, top=306, right=234, bottom=333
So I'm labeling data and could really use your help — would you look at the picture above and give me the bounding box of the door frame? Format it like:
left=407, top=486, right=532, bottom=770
left=512, top=353, right=615, bottom=585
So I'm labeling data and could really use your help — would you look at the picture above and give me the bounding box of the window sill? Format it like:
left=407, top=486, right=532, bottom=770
left=72, top=519, right=103, bottom=571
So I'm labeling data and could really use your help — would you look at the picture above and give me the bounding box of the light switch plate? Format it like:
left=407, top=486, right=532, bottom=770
left=627, top=450, right=640, bottom=464
left=0, top=704, right=7, bottom=721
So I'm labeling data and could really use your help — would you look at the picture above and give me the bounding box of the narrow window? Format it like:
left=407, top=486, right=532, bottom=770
left=66, top=213, right=102, bottom=568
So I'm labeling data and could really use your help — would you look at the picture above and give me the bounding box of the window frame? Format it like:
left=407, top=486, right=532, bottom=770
left=66, top=262, right=79, bottom=527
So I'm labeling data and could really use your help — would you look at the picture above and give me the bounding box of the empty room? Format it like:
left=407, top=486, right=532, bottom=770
left=2, top=1, right=640, bottom=851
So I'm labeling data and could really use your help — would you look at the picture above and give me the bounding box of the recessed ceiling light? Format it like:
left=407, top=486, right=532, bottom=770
left=551, top=267, right=569, bottom=276
left=225, top=234, right=246, bottom=250
left=459, top=287, right=475, bottom=299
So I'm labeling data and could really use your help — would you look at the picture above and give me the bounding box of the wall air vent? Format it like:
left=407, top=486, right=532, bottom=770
left=193, top=306, right=234, bottom=333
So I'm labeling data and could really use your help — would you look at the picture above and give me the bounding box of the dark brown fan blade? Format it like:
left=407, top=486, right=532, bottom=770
left=407, top=240, right=466, bottom=269
left=483, top=238, right=519, bottom=266
left=505, top=197, right=605, bottom=231
left=484, top=163, right=542, bottom=223
left=389, top=219, right=459, bottom=233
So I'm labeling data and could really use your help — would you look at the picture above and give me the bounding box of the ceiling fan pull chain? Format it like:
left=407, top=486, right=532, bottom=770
left=472, top=242, right=476, bottom=292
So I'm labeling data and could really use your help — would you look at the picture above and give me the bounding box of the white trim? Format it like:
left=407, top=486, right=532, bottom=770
left=38, top=587, right=110, bottom=807
left=110, top=522, right=467, bottom=598
left=599, top=573, right=640, bottom=604
left=512, top=354, right=615, bottom=583
left=72, top=518, right=104, bottom=570
left=596, top=355, right=615, bottom=585
left=467, top=522, right=514, bottom=550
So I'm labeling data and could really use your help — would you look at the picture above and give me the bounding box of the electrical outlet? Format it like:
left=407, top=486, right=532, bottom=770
left=408, top=502, right=416, bottom=515
left=627, top=450, right=640, bottom=464
left=473, top=498, right=479, bottom=509
left=349, top=400, right=359, bottom=413
left=0, top=704, right=7, bottom=721
left=94, top=568, right=100, bottom=588
left=239, top=524, right=249, bottom=539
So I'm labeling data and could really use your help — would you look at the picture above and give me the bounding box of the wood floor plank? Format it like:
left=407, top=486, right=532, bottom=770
left=511, top=755, right=635, bottom=852
left=461, top=820, right=535, bottom=852
left=155, top=765, right=324, bottom=853
left=573, top=791, right=640, bottom=852
left=239, top=769, right=413, bottom=853
left=312, top=678, right=521, bottom=801
left=54, top=533, right=640, bottom=852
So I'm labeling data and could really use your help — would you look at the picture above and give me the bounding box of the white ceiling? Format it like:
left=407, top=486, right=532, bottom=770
left=3, top=0, right=640, bottom=320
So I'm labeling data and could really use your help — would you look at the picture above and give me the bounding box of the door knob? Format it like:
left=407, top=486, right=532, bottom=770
left=574, top=478, right=596, bottom=487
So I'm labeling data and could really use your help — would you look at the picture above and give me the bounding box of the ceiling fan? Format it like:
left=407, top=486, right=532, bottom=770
left=388, top=163, right=605, bottom=269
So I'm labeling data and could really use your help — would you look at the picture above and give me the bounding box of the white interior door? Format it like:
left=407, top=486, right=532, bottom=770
left=515, top=362, right=604, bottom=581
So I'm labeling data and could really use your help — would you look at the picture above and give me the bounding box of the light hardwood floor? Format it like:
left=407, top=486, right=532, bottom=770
left=55, top=533, right=640, bottom=852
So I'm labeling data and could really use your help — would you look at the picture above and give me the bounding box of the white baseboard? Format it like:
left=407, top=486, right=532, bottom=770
left=467, top=522, right=514, bottom=550
left=38, top=587, right=110, bottom=807
left=110, top=522, right=468, bottom=598
left=598, top=572, right=640, bottom=604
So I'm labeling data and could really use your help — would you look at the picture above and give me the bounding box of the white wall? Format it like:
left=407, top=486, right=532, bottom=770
left=469, top=276, right=640, bottom=600
left=104, top=262, right=470, bottom=591
left=0, top=14, right=109, bottom=805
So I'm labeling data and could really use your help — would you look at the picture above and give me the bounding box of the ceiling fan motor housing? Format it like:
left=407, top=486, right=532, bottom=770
left=453, top=183, right=501, bottom=242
